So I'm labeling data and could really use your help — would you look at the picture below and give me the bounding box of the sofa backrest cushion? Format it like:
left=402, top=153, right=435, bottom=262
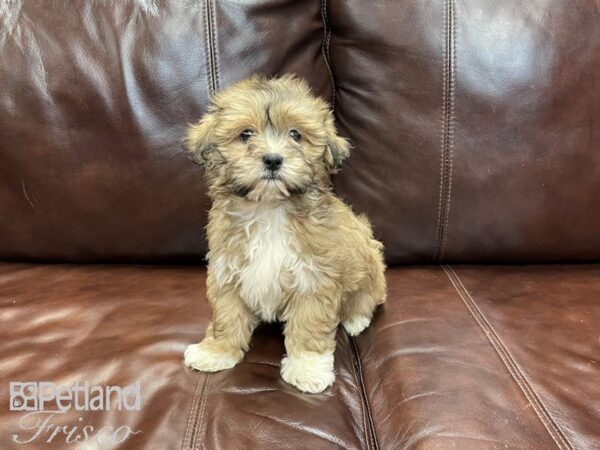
left=2, top=0, right=599, bottom=264
left=0, top=0, right=332, bottom=263
left=329, top=0, right=600, bottom=263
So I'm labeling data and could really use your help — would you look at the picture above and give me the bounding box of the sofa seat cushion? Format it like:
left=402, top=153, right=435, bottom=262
left=1, top=263, right=598, bottom=449
left=357, top=265, right=600, bottom=449
left=0, top=263, right=370, bottom=449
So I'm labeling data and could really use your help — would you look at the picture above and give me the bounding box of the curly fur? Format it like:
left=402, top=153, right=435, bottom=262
left=183, top=75, right=386, bottom=393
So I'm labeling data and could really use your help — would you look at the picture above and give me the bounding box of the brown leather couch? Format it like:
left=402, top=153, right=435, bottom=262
left=1, top=1, right=599, bottom=449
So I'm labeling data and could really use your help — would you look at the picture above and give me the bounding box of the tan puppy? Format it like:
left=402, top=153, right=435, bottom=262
left=183, top=75, right=386, bottom=393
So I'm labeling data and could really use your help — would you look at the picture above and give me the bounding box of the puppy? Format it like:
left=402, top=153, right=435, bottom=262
left=183, top=75, right=386, bottom=393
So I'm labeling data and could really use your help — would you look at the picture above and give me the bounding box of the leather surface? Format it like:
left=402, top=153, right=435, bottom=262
left=444, top=1, right=600, bottom=263
left=0, top=263, right=206, bottom=449
left=1, top=263, right=598, bottom=449
left=356, top=265, right=600, bottom=449
left=356, top=267, right=558, bottom=449
left=0, top=263, right=367, bottom=449
left=329, top=0, right=600, bottom=263
left=2, top=1, right=600, bottom=264
left=328, top=0, right=446, bottom=264
left=0, top=0, right=331, bottom=263
left=448, top=265, right=600, bottom=450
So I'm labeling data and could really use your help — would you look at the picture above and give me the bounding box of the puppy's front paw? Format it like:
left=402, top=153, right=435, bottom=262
left=184, top=342, right=242, bottom=372
left=280, top=352, right=335, bottom=393
left=342, top=315, right=371, bottom=337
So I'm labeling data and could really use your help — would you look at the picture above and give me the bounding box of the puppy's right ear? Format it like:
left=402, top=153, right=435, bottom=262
left=182, top=112, right=218, bottom=165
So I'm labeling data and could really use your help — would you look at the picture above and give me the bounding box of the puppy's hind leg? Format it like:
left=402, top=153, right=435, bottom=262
left=185, top=284, right=258, bottom=372
left=343, top=256, right=386, bottom=337
left=341, top=290, right=379, bottom=337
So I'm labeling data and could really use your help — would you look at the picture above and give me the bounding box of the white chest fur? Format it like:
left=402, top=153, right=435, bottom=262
left=238, top=205, right=291, bottom=321
left=211, top=204, right=319, bottom=322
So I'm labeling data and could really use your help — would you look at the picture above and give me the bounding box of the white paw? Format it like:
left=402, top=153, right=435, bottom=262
left=280, top=352, right=335, bottom=393
left=342, top=315, right=371, bottom=336
left=184, top=343, right=241, bottom=372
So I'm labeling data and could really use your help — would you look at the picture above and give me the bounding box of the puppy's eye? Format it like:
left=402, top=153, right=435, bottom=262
left=240, top=129, right=254, bottom=142
left=289, top=129, right=301, bottom=142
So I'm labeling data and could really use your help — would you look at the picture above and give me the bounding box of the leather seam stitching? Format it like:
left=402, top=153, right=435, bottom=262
left=347, top=334, right=371, bottom=449
left=350, top=335, right=380, bottom=450
left=195, top=373, right=211, bottom=450
left=182, top=374, right=203, bottom=450
left=204, top=0, right=218, bottom=97
left=208, top=0, right=220, bottom=92
left=442, top=265, right=573, bottom=450
left=435, top=0, right=456, bottom=262
left=202, top=0, right=213, bottom=97
left=320, top=0, right=336, bottom=109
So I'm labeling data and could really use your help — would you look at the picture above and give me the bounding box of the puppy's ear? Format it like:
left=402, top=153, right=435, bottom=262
left=324, top=119, right=350, bottom=173
left=182, top=112, right=218, bottom=165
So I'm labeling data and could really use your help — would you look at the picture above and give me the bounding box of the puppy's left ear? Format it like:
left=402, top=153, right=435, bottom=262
left=182, top=112, right=218, bottom=166
left=324, top=118, right=350, bottom=173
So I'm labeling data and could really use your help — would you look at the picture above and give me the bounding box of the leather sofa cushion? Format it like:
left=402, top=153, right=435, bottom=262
left=1, top=263, right=598, bottom=449
left=0, top=264, right=367, bottom=449
left=3, top=1, right=600, bottom=265
left=330, top=0, right=600, bottom=264
left=358, top=265, right=600, bottom=449
left=0, top=0, right=331, bottom=263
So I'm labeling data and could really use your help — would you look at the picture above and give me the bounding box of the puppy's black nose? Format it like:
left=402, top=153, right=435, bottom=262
left=262, top=154, right=283, bottom=171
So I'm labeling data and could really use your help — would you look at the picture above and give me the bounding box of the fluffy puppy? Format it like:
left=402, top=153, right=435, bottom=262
left=183, top=75, right=386, bottom=393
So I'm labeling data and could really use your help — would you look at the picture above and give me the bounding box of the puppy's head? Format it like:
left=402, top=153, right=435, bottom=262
left=183, top=74, right=349, bottom=202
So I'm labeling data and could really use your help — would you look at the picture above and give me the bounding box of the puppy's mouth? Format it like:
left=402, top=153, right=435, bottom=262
left=233, top=173, right=307, bottom=201
left=260, top=173, right=283, bottom=181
